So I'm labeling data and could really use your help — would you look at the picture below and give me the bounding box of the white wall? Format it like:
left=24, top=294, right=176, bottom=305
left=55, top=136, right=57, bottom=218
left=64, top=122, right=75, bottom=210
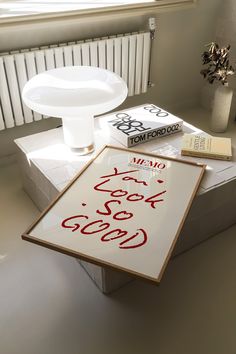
left=0, top=0, right=221, bottom=159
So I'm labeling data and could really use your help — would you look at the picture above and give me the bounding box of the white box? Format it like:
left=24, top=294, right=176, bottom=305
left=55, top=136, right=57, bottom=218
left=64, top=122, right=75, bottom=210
left=15, top=106, right=236, bottom=293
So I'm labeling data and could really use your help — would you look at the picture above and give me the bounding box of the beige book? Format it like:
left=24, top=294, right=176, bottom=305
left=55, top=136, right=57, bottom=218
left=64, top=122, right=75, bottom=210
left=181, top=134, right=232, bottom=160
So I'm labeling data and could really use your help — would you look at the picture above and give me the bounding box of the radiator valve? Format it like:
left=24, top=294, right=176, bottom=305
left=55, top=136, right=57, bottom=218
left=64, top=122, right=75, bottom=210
left=148, top=17, right=156, bottom=39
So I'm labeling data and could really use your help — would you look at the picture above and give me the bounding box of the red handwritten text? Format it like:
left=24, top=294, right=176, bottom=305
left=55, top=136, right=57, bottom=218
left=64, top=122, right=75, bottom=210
left=94, top=167, right=166, bottom=209
left=61, top=166, right=167, bottom=251
left=61, top=214, right=147, bottom=249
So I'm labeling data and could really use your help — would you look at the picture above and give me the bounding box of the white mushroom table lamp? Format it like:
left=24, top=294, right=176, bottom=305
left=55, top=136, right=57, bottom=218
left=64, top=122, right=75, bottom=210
left=22, top=66, right=128, bottom=155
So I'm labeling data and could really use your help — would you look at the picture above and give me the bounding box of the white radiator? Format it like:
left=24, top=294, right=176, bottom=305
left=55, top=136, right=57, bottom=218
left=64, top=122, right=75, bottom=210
left=0, top=31, right=151, bottom=130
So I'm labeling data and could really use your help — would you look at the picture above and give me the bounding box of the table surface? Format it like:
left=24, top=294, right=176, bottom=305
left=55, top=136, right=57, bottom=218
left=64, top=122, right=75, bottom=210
left=15, top=106, right=236, bottom=195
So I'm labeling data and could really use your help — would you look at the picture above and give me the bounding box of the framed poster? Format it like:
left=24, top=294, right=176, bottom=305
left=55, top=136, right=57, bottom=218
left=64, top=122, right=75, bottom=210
left=22, top=145, right=205, bottom=283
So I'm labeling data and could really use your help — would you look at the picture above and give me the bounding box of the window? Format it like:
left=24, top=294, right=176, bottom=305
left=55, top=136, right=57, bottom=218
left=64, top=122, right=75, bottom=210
left=0, top=0, right=197, bottom=23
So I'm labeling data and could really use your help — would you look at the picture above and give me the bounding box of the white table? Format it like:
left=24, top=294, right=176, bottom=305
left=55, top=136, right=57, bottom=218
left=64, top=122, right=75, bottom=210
left=15, top=107, right=236, bottom=293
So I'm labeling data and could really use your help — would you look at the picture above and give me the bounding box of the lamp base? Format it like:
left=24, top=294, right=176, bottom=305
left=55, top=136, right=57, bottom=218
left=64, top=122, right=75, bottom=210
left=62, top=116, right=94, bottom=155
left=70, top=144, right=94, bottom=155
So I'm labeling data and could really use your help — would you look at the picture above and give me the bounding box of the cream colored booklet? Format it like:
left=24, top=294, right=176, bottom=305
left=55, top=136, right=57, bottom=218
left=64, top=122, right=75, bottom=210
left=181, top=134, right=232, bottom=160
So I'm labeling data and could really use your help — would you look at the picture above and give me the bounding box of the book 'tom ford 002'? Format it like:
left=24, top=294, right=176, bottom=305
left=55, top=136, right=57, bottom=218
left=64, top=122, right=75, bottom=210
left=103, top=104, right=183, bottom=147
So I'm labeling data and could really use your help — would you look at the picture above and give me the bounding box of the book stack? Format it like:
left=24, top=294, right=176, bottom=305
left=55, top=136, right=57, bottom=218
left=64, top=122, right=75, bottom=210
left=103, top=104, right=183, bottom=147
left=181, top=134, right=232, bottom=161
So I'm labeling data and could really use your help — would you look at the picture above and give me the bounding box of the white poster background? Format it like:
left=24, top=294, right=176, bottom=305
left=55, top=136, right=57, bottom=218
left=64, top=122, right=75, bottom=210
left=24, top=146, right=205, bottom=282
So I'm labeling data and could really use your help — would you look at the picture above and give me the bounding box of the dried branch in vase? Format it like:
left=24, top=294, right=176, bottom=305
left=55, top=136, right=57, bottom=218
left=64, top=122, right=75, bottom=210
left=200, top=42, right=235, bottom=85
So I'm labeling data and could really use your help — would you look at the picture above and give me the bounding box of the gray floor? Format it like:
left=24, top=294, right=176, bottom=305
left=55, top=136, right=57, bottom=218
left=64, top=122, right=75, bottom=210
left=0, top=162, right=236, bottom=354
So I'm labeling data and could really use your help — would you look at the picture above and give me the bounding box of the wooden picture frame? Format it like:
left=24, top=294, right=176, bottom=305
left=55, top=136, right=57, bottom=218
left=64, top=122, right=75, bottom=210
left=22, top=145, right=206, bottom=283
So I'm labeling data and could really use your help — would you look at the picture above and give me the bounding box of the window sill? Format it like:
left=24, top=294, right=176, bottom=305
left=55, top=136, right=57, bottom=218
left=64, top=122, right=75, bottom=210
left=0, top=0, right=197, bottom=26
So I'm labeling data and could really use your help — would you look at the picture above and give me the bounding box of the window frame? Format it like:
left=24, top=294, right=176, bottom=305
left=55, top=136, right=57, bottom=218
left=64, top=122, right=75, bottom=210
left=0, top=0, right=197, bottom=25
